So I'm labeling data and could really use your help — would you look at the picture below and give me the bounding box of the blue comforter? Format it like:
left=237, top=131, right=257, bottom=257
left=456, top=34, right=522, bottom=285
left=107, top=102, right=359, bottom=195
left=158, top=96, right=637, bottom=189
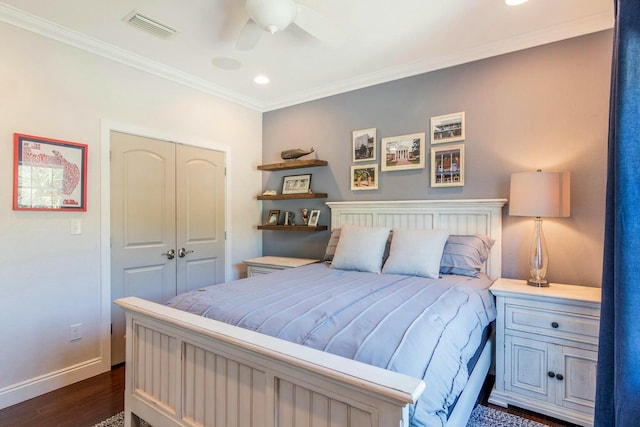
left=166, top=262, right=496, bottom=426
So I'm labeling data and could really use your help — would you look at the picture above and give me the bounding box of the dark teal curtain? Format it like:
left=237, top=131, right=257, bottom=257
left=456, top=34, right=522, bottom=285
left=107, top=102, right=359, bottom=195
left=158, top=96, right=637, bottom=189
left=595, top=0, right=640, bottom=425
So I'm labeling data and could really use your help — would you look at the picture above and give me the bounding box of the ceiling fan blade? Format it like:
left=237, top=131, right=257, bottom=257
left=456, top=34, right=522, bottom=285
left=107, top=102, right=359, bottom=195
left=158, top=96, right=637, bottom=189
left=294, top=4, right=345, bottom=46
left=236, top=19, right=263, bottom=50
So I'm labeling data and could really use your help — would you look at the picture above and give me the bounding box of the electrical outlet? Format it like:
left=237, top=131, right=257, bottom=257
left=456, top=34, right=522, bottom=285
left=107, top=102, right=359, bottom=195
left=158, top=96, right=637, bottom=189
left=70, top=323, right=82, bottom=341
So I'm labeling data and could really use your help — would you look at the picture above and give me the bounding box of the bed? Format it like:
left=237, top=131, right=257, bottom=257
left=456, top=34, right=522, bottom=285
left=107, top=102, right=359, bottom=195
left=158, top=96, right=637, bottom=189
left=115, top=199, right=506, bottom=427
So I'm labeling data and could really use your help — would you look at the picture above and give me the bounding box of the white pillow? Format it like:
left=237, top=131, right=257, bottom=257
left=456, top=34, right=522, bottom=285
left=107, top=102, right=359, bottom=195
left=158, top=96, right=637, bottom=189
left=382, top=228, right=450, bottom=278
left=330, top=225, right=391, bottom=273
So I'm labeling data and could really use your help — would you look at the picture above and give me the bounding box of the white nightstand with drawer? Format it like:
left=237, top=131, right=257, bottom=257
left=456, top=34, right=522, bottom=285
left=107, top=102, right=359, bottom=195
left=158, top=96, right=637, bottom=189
left=489, top=278, right=601, bottom=426
left=244, top=256, right=320, bottom=277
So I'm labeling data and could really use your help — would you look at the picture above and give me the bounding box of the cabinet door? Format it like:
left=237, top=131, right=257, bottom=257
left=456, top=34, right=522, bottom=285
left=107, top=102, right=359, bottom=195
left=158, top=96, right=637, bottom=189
left=555, top=346, right=598, bottom=416
left=505, top=335, right=553, bottom=402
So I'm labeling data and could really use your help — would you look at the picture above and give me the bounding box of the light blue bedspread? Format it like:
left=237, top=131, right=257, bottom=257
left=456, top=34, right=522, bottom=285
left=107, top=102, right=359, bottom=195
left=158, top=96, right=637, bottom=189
left=166, top=262, right=496, bottom=427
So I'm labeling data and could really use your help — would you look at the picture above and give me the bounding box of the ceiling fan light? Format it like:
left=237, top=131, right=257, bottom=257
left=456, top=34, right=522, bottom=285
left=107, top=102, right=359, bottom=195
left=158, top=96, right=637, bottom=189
left=246, top=0, right=298, bottom=33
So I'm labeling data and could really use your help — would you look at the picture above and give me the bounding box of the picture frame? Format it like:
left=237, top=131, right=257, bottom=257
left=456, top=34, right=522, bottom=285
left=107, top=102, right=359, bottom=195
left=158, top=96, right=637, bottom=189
left=350, top=164, right=379, bottom=191
left=352, top=128, right=376, bottom=162
left=430, top=112, right=465, bottom=144
left=381, top=132, right=425, bottom=172
left=282, top=174, right=312, bottom=195
left=308, top=209, right=320, bottom=227
left=13, top=133, right=88, bottom=211
left=431, top=144, right=465, bottom=187
left=266, top=209, right=280, bottom=225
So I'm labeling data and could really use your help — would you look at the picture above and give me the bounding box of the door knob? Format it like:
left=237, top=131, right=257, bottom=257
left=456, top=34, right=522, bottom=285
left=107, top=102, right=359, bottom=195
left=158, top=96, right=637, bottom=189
left=161, top=249, right=175, bottom=260
left=178, top=247, right=195, bottom=258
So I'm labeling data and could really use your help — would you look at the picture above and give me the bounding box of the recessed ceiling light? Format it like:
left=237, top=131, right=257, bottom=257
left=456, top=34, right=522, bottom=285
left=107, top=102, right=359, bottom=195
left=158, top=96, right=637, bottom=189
left=211, top=57, right=242, bottom=70
left=505, top=0, right=528, bottom=5
left=254, top=74, right=270, bottom=85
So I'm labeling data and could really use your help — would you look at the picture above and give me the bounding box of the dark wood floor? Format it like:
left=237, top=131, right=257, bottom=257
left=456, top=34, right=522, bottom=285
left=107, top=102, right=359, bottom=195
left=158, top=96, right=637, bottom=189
left=0, top=365, right=577, bottom=427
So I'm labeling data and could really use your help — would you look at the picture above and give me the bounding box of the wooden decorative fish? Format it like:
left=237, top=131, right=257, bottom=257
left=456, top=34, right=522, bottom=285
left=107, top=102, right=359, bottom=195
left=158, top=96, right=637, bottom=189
left=281, top=147, right=314, bottom=160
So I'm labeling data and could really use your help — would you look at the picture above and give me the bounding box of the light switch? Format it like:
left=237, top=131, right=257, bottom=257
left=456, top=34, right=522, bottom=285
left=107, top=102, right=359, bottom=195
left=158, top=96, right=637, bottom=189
left=70, top=219, right=82, bottom=235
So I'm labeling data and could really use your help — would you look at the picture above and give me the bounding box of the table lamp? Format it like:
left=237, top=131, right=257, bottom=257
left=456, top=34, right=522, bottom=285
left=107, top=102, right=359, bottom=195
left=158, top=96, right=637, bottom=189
left=509, top=170, right=570, bottom=286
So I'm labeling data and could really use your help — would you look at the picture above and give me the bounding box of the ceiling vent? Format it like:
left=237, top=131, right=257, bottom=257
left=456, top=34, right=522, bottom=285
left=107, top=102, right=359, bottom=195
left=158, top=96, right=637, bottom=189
left=124, top=11, right=177, bottom=38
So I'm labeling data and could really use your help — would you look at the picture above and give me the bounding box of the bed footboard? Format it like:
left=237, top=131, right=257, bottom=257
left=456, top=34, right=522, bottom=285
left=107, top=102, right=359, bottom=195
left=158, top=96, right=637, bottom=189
left=116, top=297, right=425, bottom=427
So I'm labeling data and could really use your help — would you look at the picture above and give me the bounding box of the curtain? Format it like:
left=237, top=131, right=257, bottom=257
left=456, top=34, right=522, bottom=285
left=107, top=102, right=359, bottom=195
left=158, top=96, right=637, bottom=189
left=595, top=0, right=640, bottom=425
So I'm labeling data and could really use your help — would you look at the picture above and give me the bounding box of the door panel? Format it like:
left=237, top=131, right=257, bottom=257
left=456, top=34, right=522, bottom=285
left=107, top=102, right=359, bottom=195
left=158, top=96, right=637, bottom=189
left=176, top=144, right=226, bottom=294
left=111, top=132, right=177, bottom=364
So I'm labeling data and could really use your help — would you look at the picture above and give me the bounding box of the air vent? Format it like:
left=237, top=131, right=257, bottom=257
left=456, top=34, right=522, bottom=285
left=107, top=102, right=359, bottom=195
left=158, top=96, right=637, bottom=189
left=124, top=11, right=177, bottom=38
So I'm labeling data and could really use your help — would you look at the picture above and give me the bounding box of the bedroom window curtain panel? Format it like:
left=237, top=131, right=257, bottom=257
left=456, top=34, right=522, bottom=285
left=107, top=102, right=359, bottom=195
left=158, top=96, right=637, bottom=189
left=595, top=0, right=640, bottom=425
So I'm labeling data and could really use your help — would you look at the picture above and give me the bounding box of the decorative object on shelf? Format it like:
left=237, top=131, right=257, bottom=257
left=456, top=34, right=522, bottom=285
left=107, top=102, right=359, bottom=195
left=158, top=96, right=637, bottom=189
left=430, top=144, right=464, bottom=187
left=301, top=208, right=309, bottom=225
left=308, top=209, right=320, bottom=227
left=352, top=128, right=376, bottom=162
left=282, top=173, right=312, bottom=194
left=381, top=132, right=425, bottom=171
left=509, top=170, right=570, bottom=287
left=430, top=112, right=465, bottom=144
left=262, top=189, right=277, bottom=196
left=351, top=164, right=378, bottom=190
left=283, top=211, right=296, bottom=225
left=266, top=209, right=280, bottom=225
left=281, top=147, right=314, bottom=160
left=13, top=133, right=88, bottom=211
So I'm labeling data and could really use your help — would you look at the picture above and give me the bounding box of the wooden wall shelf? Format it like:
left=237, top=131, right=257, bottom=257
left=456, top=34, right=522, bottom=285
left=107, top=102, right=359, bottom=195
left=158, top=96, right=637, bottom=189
left=258, top=159, right=328, bottom=171
left=257, top=225, right=328, bottom=232
left=258, top=193, right=328, bottom=201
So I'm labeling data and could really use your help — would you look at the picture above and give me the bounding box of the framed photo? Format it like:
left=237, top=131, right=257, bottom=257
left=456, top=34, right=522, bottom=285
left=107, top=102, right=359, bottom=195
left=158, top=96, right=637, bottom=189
left=351, top=164, right=378, bottom=191
left=431, top=144, right=465, bottom=187
left=13, top=133, right=88, bottom=211
left=282, top=174, right=311, bottom=195
left=352, top=128, right=376, bottom=162
left=308, top=209, right=320, bottom=227
left=430, top=112, right=465, bottom=144
left=266, top=209, right=280, bottom=225
left=381, top=133, right=425, bottom=172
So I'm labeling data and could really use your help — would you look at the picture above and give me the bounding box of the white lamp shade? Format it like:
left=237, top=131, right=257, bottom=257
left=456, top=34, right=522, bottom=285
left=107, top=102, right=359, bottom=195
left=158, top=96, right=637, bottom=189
left=509, top=171, right=570, bottom=217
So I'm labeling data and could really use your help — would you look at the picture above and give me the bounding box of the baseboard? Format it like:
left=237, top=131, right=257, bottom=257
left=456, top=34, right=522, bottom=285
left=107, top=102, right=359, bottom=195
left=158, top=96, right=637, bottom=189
left=0, top=357, right=108, bottom=410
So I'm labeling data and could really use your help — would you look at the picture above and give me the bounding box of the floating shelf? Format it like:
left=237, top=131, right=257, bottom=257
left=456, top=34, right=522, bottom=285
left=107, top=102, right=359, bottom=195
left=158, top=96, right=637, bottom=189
left=258, top=192, right=328, bottom=201
left=257, top=225, right=328, bottom=232
left=258, top=159, right=328, bottom=171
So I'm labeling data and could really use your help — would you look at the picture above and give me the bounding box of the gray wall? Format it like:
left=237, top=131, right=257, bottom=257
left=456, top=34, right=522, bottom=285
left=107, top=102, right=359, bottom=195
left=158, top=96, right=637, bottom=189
left=262, top=30, right=612, bottom=287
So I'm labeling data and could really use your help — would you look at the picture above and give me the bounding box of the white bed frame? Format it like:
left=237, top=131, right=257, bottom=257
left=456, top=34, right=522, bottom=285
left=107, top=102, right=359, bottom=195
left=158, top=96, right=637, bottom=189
left=116, top=199, right=506, bottom=427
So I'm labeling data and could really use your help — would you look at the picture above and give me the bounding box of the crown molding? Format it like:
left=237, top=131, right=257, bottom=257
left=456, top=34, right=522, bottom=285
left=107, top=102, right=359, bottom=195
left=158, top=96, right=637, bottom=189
left=260, top=11, right=614, bottom=111
left=0, top=3, right=265, bottom=111
left=1, top=3, right=613, bottom=113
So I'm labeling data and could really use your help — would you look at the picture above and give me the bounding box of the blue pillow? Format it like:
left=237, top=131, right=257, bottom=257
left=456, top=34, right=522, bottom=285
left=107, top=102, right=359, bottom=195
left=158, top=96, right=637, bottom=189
left=439, top=235, right=495, bottom=277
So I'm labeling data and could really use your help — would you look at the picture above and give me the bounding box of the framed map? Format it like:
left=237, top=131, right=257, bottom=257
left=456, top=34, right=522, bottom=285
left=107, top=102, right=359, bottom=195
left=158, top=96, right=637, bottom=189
left=13, top=133, right=88, bottom=211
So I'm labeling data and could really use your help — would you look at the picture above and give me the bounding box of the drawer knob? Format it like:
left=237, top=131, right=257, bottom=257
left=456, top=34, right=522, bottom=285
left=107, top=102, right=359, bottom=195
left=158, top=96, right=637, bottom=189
left=548, top=371, right=556, bottom=378
left=551, top=321, right=559, bottom=328
left=556, top=373, right=564, bottom=381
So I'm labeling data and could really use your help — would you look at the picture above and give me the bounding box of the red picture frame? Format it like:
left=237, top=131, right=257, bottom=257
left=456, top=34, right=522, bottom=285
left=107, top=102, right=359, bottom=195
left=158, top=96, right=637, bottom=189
left=13, top=133, right=88, bottom=211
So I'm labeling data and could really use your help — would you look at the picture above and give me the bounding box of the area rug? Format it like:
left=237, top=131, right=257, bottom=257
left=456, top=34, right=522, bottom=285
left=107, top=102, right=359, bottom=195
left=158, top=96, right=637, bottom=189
left=92, top=405, right=550, bottom=426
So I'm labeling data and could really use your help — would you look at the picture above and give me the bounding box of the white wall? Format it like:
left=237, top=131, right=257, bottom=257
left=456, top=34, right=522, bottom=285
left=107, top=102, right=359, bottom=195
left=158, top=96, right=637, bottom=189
left=0, top=22, right=263, bottom=407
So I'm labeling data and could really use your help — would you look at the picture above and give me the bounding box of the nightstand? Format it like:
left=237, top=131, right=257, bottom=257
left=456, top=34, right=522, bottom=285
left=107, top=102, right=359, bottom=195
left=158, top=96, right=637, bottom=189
left=488, top=278, right=601, bottom=427
left=244, top=256, right=320, bottom=277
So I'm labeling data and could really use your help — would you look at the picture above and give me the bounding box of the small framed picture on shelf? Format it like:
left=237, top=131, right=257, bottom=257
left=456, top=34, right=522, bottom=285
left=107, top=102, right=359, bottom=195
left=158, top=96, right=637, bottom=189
left=351, top=164, right=378, bottom=190
left=308, top=210, right=321, bottom=227
left=282, top=174, right=311, bottom=195
left=352, top=128, right=376, bottom=162
left=430, top=112, right=465, bottom=144
left=266, top=209, right=280, bottom=225
left=430, top=144, right=464, bottom=187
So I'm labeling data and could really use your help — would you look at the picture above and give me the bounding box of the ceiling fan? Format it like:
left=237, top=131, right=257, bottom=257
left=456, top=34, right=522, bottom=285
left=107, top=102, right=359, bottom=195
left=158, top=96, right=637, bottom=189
left=236, top=0, right=344, bottom=50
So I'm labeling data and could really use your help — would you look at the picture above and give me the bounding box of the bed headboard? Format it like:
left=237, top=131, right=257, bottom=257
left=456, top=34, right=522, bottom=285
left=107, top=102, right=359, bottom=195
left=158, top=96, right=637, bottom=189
left=326, top=199, right=507, bottom=280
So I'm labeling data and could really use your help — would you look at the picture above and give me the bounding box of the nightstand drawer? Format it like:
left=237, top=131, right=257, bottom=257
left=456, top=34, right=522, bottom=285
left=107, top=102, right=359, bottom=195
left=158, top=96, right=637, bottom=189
left=506, top=304, right=599, bottom=345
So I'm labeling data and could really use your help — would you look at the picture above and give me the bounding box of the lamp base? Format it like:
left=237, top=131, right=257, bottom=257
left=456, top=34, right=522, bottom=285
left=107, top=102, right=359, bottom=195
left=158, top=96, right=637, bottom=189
left=527, top=278, right=549, bottom=287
